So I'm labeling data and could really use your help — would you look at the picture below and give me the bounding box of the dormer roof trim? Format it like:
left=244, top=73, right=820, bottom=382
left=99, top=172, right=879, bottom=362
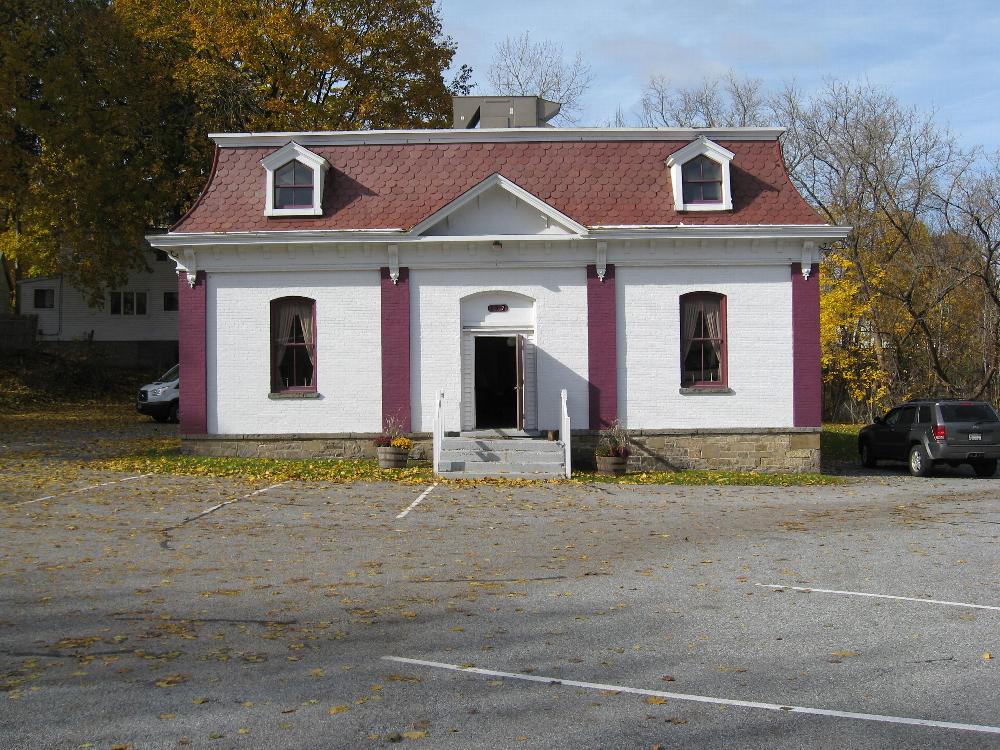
left=260, top=141, right=329, bottom=171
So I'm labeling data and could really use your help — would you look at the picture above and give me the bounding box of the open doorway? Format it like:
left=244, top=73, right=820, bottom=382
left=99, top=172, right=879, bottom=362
left=474, top=336, right=518, bottom=428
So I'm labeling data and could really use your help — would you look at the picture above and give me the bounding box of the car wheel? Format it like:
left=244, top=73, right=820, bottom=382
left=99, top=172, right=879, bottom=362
left=908, top=444, right=932, bottom=477
left=859, top=440, right=877, bottom=468
left=167, top=402, right=179, bottom=424
left=152, top=413, right=170, bottom=423
left=972, top=459, right=998, bottom=478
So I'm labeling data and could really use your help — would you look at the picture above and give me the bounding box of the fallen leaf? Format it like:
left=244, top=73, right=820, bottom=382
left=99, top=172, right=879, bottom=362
left=154, top=673, right=189, bottom=688
left=329, top=705, right=350, bottom=714
left=401, top=730, right=427, bottom=739
left=830, top=650, right=859, bottom=658
left=645, top=696, right=668, bottom=705
left=984, top=652, right=993, bottom=661
left=158, top=713, right=176, bottom=720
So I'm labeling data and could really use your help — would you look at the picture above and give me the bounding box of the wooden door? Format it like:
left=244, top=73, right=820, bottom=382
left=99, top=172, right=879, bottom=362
left=515, top=334, right=525, bottom=430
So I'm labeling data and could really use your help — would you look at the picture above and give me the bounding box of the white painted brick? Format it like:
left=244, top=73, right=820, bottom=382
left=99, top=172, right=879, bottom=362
left=410, top=268, right=589, bottom=432
left=207, top=271, right=381, bottom=434
left=617, top=265, right=794, bottom=428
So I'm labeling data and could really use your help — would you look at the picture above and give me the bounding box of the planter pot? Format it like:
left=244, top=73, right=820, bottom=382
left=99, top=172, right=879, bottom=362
left=377, top=446, right=409, bottom=469
left=596, top=455, right=628, bottom=475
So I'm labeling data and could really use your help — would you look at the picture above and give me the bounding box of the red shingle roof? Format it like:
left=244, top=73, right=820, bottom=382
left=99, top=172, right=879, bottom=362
left=173, top=138, right=824, bottom=233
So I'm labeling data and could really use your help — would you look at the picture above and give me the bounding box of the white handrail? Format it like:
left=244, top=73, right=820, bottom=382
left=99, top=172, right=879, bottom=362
left=560, top=388, right=571, bottom=479
left=432, top=389, right=444, bottom=474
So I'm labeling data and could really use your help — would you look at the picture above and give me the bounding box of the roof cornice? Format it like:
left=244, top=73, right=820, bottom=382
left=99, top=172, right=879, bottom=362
left=147, top=224, right=849, bottom=248
left=208, top=127, right=787, bottom=148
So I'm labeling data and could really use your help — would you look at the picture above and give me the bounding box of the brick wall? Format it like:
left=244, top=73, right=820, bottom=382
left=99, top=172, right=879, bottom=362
left=616, top=265, right=794, bottom=428
left=410, top=267, right=589, bottom=432
left=381, top=267, right=411, bottom=432
left=587, top=264, right=617, bottom=428
left=206, top=270, right=382, bottom=434
left=178, top=271, right=206, bottom=434
left=791, top=263, right=822, bottom=427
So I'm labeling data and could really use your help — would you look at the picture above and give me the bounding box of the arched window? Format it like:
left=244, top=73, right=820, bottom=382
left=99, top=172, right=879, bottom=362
left=680, top=292, right=727, bottom=387
left=271, top=297, right=316, bottom=392
left=681, top=155, right=723, bottom=204
left=274, top=160, right=315, bottom=209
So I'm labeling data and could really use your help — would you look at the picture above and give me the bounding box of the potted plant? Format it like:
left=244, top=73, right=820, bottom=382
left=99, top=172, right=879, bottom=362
left=595, top=420, right=630, bottom=475
left=375, top=416, right=412, bottom=469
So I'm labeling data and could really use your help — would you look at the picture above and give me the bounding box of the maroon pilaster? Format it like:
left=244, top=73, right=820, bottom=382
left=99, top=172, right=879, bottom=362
left=178, top=271, right=207, bottom=434
left=586, top=264, right=618, bottom=429
left=791, top=263, right=822, bottom=427
left=380, top=267, right=411, bottom=432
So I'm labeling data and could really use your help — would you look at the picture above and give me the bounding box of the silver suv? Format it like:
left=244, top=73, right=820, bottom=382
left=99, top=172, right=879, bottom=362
left=858, top=400, right=999, bottom=477
left=137, top=365, right=179, bottom=423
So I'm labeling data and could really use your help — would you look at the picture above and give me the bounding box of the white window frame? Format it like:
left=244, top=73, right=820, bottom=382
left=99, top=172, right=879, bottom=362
left=665, top=137, right=735, bottom=212
left=260, top=142, right=329, bottom=217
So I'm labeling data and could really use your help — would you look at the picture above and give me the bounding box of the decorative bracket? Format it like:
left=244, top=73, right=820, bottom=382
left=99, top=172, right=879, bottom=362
left=182, top=248, right=199, bottom=287
left=596, top=241, right=608, bottom=282
left=801, top=241, right=815, bottom=280
left=387, top=244, right=400, bottom=284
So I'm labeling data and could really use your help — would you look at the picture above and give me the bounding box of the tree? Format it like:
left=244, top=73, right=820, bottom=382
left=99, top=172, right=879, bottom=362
left=0, top=0, right=181, bottom=307
left=1, top=0, right=466, bottom=308
left=487, top=33, right=593, bottom=124
left=638, top=73, right=999, bottom=416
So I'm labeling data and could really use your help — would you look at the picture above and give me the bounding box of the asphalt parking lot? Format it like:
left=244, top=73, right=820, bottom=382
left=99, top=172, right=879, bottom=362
left=2, top=425, right=999, bottom=749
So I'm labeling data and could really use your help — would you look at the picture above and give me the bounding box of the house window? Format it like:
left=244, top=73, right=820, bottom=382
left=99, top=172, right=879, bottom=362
left=274, top=160, right=315, bottom=209
left=681, top=156, right=723, bottom=204
left=33, top=288, right=55, bottom=309
left=271, top=297, right=316, bottom=391
left=680, top=292, right=727, bottom=386
left=163, top=291, right=178, bottom=312
left=110, top=291, right=147, bottom=315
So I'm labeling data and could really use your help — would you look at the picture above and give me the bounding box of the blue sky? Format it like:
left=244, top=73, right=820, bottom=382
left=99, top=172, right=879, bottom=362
left=439, top=0, right=1000, bottom=153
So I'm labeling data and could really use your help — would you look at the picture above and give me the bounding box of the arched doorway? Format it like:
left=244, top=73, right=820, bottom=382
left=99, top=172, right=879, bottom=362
left=459, top=291, right=537, bottom=432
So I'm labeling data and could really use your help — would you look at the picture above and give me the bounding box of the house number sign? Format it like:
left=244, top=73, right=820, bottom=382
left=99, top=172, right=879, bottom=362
left=487, top=304, right=509, bottom=312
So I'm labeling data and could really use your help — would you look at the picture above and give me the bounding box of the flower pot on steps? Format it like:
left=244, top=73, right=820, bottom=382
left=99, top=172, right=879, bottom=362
left=596, top=455, right=628, bottom=475
left=377, top=446, right=409, bottom=469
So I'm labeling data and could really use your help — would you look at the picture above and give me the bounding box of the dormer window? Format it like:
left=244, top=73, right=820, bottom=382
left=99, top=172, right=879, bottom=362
left=682, top=156, right=722, bottom=204
left=261, top=142, right=329, bottom=217
left=666, top=137, right=735, bottom=212
left=274, top=160, right=315, bottom=209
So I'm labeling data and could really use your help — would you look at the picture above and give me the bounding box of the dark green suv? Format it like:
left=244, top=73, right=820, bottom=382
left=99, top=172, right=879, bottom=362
left=858, top=400, right=1000, bottom=477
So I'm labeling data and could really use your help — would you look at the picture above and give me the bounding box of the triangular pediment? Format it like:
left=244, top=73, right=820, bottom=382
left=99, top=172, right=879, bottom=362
left=410, top=174, right=587, bottom=237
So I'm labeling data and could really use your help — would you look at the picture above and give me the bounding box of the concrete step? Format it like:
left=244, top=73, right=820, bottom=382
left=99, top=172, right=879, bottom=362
left=439, top=449, right=564, bottom=464
left=438, top=460, right=565, bottom=474
left=437, top=465, right=566, bottom=479
left=441, top=438, right=564, bottom=453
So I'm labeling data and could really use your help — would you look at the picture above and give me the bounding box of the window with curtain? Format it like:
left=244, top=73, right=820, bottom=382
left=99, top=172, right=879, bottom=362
left=680, top=292, right=727, bottom=386
left=271, top=297, right=316, bottom=391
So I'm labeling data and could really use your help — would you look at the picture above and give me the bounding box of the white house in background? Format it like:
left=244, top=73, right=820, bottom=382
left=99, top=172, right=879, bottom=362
left=148, top=96, right=848, bottom=476
left=17, top=249, right=179, bottom=369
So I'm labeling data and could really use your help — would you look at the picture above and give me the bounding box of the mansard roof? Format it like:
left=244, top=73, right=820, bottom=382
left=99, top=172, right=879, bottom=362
left=171, top=128, right=825, bottom=233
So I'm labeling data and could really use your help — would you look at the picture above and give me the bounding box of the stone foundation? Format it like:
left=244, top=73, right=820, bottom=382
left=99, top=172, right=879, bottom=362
left=182, top=433, right=432, bottom=461
left=572, top=428, right=821, bottom=473
left=183, top=427, right=820, bottom=474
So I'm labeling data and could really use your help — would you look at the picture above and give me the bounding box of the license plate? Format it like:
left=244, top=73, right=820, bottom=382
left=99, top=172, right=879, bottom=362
left=970, top=433, right=982, bottom=441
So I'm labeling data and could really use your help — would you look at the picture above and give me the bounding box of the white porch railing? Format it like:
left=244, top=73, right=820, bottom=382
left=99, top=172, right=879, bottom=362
left=432, top=389, right=444, bottom=474
left=560, top=388, right=571, bottom=479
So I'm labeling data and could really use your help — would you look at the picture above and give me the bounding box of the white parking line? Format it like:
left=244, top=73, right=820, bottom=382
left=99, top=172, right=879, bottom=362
left=396, top=483, right=437, bottom=519
left=756, top=584, right=1000, bottom=612
left=174, top=481, right=289, bottom=526
left=381, top=656, right=1000, bottom=735
left=14, top=474, right=155, bottom=508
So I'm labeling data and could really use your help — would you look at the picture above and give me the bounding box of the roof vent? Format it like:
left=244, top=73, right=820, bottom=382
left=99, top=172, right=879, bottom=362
left=452, top=96, right=561, bottom=129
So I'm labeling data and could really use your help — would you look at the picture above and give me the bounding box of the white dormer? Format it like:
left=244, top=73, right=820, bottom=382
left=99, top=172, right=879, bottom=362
left=260, top=142, right=329, bottom=217
left=665, top=137, right=736, bottom=212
